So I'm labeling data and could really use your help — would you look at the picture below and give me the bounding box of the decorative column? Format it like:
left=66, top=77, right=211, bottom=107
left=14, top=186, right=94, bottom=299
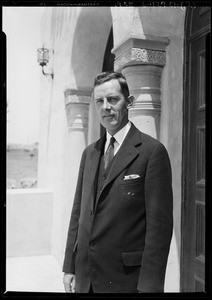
left=64, top=87, right=91, bottom=144
left=64, top=87, right=91, bottom=181
left=112, top=35, right=169, bottom=139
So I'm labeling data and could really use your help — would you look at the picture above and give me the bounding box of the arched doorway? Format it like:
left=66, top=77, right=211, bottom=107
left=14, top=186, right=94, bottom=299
left=73, top=7, right=113, bottom=144
left=181, top=6, right=210, bottom=292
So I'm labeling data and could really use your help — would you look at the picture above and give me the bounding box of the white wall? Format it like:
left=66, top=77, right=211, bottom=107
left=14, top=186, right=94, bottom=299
left=7, top=189, right=53, bottom=257
left=3, top=7, right=44, bottom=145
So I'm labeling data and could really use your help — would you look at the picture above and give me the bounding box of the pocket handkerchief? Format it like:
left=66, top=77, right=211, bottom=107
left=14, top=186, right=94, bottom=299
left=123, top=174, right=140, bottom=180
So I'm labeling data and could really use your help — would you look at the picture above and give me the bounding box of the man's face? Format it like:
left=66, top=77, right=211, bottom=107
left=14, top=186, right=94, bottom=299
left=93, top=79, right=132, bottom=135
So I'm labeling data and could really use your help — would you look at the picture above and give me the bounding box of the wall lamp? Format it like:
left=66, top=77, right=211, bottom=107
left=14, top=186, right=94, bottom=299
left=37, top=46, right=54, bottom=79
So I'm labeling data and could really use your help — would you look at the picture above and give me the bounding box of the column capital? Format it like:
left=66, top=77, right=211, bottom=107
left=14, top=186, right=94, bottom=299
left=112, top=34, right=170, bottom=72
left=64, top=87, right=92, bottom=106
left=64, top=87, right=91, bottom=132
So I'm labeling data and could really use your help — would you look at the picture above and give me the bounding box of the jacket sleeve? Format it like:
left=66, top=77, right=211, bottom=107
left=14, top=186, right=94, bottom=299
left=137, top=142, right=173, bottom=292
left=62, top=148, right=87, bottom=274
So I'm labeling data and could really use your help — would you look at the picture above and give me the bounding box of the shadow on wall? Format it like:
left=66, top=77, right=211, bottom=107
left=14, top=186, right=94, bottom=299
left=71, top=7, right=112, bottom=91
left=70, top=7, right=113, bottom=145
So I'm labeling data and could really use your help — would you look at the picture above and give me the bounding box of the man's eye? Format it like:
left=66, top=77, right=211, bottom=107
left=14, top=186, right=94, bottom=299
left=96, top=99, right=103, bottom=104
left=107, top=97, right=119, bottom=104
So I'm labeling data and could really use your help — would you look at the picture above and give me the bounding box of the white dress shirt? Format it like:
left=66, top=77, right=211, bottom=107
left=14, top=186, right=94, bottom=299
left=104, top=121, right=131, bottom=155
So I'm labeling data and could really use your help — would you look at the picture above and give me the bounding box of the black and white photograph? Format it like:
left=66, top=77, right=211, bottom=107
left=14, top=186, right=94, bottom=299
left=3, top=2, right=211, bottom=296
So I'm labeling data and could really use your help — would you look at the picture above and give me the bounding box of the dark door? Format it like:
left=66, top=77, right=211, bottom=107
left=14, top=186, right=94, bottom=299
left=181, top=7, right=210, bottom=292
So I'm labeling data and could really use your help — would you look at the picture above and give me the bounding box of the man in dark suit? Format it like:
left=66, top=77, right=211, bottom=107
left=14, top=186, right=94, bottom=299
left=63, top=72, right=173, bottom=293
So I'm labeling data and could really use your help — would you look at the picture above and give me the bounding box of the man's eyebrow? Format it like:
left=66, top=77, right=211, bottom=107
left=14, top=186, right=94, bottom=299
left=94, top=95, right=120, bottom=100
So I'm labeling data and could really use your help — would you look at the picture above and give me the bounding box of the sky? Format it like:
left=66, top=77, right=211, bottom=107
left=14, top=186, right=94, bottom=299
left=3, top=6, right=45, bottom=145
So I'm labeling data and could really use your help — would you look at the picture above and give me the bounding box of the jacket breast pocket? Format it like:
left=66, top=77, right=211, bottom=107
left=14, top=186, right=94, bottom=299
left=119, top=176, right=143, bottom=186
left=122, top=250, right=143, bottom=266
left=119, top=177, right=144, bottom=201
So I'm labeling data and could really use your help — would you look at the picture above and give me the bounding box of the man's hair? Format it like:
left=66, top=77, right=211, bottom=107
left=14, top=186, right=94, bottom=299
left=93, top=72, right=130, bottom=100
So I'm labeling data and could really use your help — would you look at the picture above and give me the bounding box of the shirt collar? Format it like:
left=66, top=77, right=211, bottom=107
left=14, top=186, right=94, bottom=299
left=106, top=121, right=131, bottom=146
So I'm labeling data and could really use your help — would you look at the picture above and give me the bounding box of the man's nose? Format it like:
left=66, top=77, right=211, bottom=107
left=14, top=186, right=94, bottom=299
left=103, top=99, right=111, bottom=110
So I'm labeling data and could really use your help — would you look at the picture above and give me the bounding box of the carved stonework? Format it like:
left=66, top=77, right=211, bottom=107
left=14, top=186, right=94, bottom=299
left=118, top=40, right=168, bottom=139
left=131, top=100, right=161, bottom=112
left=64, top=88, right=91, bottom=105
left=64, top=88, right=91, bottom=131
left=112, top=35, right=169, bottom=72
left=114, top=47, right=166, bottom=71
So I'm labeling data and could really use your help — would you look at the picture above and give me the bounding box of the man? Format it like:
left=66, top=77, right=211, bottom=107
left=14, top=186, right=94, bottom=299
left=63, top=72, right=173, bottom=293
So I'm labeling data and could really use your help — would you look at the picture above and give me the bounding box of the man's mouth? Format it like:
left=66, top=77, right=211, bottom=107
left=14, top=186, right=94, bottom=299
left=103, top=115, right=115, bottom=118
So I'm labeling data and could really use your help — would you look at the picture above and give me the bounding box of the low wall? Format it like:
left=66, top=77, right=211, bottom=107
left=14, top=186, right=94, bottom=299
left=6, top=189, right=54, bottom=257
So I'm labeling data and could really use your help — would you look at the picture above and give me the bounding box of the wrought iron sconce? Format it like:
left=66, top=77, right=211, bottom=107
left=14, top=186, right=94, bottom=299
left=37, top=46, right=54, bottom=79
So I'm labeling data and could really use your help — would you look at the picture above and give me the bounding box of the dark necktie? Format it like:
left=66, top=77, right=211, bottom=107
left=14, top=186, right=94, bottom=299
left=104, top=136, right=116, bottom=170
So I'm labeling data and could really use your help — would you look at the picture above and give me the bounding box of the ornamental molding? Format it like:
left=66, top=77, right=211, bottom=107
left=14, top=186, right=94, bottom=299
left=65, top=102, right=89, bottom=130
left=64, top=87, right=92, bottom=105
left=130, top=100, right=161, bottom=113
left=112, top=35, right=169, bottom=71
left=112, top=34, right=170, bottom=56
left=64, top=87, right=90, bottom=132
left=114, top=47, right=166, bottom=71
left=138, top=87, right=161, bottom=94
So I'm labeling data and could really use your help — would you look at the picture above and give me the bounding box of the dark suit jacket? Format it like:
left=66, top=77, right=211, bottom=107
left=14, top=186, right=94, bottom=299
left=63, top=123, right=173, bottom=293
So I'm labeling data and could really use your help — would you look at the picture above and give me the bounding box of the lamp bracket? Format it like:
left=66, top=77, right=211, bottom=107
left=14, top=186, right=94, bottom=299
left=42, top=66, right=54, bottom=79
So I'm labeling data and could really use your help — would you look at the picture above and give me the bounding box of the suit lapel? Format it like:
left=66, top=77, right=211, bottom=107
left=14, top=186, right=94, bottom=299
left=90, top=134, right=106, bottom=208
left=95, top=124, right=142, bottom=206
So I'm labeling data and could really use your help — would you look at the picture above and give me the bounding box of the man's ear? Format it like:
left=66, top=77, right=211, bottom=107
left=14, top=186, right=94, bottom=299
left=127, top=95, right=134, bottom=109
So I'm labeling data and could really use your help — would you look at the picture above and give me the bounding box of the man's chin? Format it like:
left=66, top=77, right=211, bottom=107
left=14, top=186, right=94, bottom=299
left=104, top=121, right=118, bottom=128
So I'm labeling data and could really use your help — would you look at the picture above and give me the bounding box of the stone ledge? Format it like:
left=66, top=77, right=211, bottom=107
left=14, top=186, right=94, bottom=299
left=6, top=188, right=53, bottom=194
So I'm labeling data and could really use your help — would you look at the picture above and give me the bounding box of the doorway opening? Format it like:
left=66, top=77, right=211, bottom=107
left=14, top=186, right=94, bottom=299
left=181, top=6, right=210, bottom=292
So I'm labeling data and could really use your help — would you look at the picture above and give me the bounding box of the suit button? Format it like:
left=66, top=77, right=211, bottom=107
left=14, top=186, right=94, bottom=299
left=89, top=210, right=93, bottom=215
left=89, top=242, right=95, bottom=248
left=102, top=176, right=106, bottom=181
